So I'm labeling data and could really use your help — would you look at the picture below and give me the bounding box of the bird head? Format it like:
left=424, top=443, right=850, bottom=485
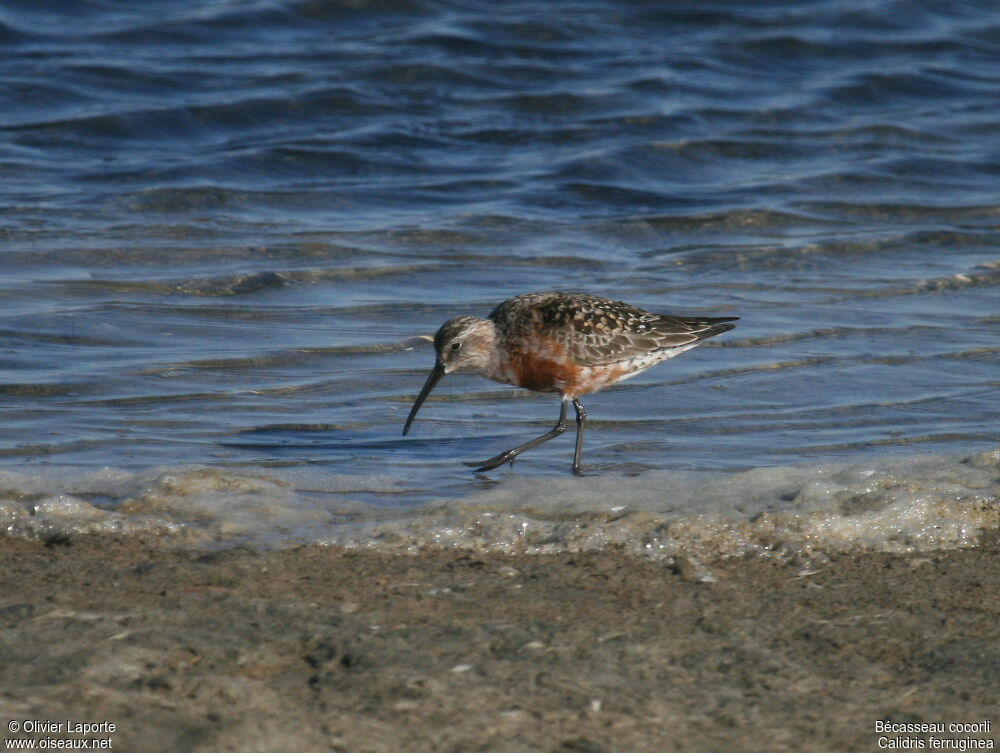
left=402, top=316, right=497, bottom=435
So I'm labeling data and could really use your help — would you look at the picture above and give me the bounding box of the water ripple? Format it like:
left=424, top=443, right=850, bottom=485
left=1, top=0, right=998, bottom=490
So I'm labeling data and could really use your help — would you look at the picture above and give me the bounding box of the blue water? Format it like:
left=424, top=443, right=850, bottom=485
left=2, top=0, right=999, bottom=517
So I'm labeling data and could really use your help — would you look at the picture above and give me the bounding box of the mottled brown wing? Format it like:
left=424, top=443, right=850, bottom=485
left=489, top=292, right=737, bottom=367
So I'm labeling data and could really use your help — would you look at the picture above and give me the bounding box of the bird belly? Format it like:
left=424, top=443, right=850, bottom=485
left=501, top=341, right=701, bottom=399
left=566, top=347, right=699, bottom=397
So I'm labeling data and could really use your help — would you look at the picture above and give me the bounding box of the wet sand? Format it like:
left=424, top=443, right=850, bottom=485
left=1, top=534, right=998, bottom=752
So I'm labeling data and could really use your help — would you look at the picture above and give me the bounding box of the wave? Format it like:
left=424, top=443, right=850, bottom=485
left=1, top=450, right=997, bottom=561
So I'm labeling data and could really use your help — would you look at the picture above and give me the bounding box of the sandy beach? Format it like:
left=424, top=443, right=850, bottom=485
left=1, top=533, right=997, bottom=752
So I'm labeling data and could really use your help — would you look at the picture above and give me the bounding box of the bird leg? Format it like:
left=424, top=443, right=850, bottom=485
left=466, top=400, right=568, bottom=473
left=571, top=399, right=586, bottom=474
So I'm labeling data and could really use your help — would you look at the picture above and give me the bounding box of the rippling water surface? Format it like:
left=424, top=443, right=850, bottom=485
left=1, top=0, right=998, bottom=548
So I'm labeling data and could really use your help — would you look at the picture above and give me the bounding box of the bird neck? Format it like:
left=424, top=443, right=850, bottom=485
left=466, top=319, right=507, bottom=383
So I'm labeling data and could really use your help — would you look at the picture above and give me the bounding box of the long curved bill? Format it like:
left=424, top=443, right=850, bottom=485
left=402, top=361, right=444, bottom=436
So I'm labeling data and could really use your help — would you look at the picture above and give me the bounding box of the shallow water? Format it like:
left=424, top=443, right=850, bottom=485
left=1, top=0, right=999, bottom=551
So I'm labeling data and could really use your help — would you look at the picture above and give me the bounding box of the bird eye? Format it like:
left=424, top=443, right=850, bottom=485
left=450, top=341, right=462, bottom=352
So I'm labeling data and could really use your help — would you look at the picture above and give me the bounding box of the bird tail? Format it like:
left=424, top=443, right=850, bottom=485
left=680, top=316, right=739, bottom=340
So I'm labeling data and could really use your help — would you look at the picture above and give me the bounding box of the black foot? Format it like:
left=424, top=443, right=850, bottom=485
left=463, top=450, right=517, bottom=473
left=463, top=401, right=570, bottom=474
